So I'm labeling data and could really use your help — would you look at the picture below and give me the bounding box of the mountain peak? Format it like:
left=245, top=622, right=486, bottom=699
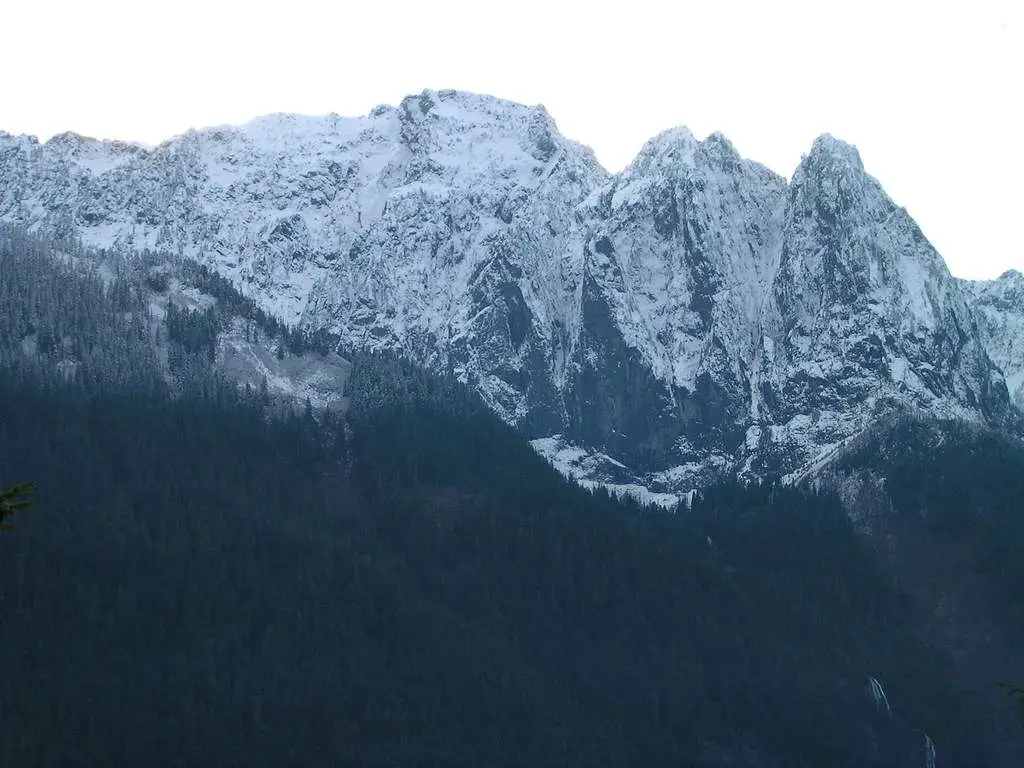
left=700, top=131, right=741, bottom=163
left=703, top=130, right=737, bottom=152
left=0, top=93, right=1017, bottom=497
left=648, top=125, right=698, bottom=148
left=788, top=133, right=876, bottom=221
left=45, top=131, right=94, bottom=148
left=623, top=126, right=699, bottom=177
left=398, top=88, right=552, bottom=121
left=804, top=133, right=864, bottom=172
left=0, top=130, right=37, bottom=146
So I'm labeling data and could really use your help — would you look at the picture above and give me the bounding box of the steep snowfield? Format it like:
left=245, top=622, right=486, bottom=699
left=0, top=91, right=1018, bottom=498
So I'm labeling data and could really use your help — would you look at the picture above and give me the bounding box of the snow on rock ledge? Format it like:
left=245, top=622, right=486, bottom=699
left=0, top=89, right=1018, bottom=495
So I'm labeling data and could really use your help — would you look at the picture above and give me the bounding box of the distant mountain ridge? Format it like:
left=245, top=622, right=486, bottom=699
left=1, top=89, right=1020, bottom=496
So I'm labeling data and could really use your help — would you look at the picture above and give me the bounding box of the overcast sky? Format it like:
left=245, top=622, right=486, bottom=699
left=1, top=0, right=1020, bottom=279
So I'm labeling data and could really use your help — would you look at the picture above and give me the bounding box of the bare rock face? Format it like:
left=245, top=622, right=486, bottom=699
left=961, top=269, right=1024, bottom=410
left=751, top=136, right=1015, bottom=477
left=0, top=91, right=1017, bottom=496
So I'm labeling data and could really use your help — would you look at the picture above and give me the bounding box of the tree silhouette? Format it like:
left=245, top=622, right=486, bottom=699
left=0, top=482, right=33, bottom=530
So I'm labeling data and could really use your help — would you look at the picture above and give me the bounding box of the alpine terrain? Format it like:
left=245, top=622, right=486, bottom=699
left=0, top=88, right=1020, bottom=498
left=2, top=90, right=1024, bottom=767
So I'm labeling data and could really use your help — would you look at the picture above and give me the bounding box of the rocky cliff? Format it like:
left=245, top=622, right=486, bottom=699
left=1, top=89, right=1018, bottom=496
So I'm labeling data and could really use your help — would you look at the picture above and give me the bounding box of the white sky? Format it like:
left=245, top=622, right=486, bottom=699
left=1, top=0, right=1020, bottom=279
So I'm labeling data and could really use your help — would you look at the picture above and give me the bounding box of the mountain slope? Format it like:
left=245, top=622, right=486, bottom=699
left=0, top=91, right=1018, bottom=494
left=749, top=136, right=1014, bottom=476
left=0, top=345, right=990, bottom=765
left=803, top=416, right=1024, bottom=767
left=961, top=269, right=1024, bottom=409
left=562, top=129, right=788, bottom=484
left=1, top=226, right=1020, bottom=766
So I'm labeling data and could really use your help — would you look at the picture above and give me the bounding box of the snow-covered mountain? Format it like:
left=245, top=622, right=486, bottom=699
left=961, top=270, right=1024, bottom=410
left=1, top=89, right=1019, bottom=495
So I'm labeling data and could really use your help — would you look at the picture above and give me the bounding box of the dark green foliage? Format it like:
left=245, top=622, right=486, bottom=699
left=0, top=481, right=33, bottom=529
left=0, top=371, right=349, bottom=766
left=0, top=227, right=161, bottom=394
left=831, top=415, right=1024, bottom=761
left=339, top=354, right=982, bottom=767
left=1, top=353, right=967, bottom=767
left=166, top=301, right=220, bottom=359
left=834, top=416, right=1024, bottom=641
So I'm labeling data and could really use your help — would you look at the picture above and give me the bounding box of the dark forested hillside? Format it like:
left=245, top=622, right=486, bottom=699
left=0, top=228, right=161, bottom=394
left=0, top=232, right=1019, bottom=766
left=825, top=417, right=1024, bottom=765
left=830, top=417, right=1024, bottom=643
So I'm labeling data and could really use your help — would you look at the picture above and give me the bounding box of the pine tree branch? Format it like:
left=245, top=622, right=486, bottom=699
left=0, top=481, right=34, bottom=530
